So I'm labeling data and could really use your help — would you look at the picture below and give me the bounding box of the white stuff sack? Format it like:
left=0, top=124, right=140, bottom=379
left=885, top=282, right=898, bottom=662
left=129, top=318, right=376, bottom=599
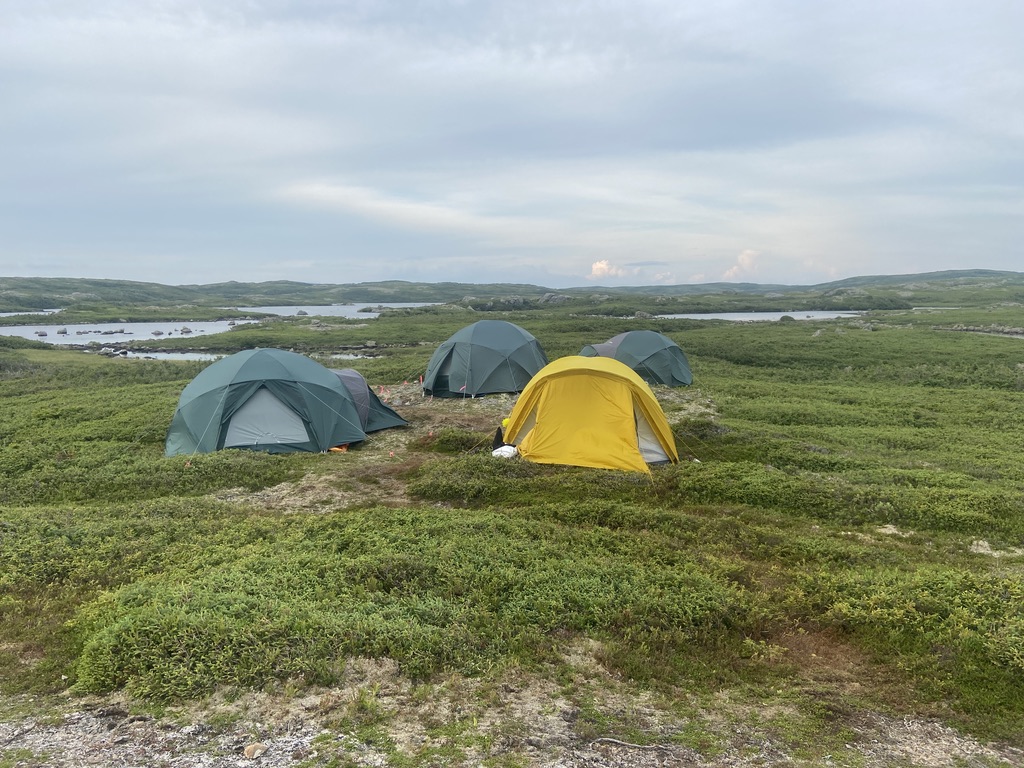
left=491, top=445, right=518, bottom=459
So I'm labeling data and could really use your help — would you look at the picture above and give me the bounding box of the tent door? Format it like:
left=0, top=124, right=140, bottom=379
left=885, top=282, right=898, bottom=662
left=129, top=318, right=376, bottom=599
left=223, top=387, right=311, bottom=447
left=635, top=411, right=670, bottom=464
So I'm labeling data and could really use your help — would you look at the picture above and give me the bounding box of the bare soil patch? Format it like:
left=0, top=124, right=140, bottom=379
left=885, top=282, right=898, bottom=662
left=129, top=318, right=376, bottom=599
left=4, top=659, right=1022, bottom=767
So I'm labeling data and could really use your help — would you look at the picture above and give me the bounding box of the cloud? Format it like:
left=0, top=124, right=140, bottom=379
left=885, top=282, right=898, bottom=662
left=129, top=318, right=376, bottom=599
left=2, top=2, right=1023, bottom=287
left=279, top=182, right=503, bottom=236
left=588, top=259, right=628, bottom=280
left=722, top=249, right=761, bottom=281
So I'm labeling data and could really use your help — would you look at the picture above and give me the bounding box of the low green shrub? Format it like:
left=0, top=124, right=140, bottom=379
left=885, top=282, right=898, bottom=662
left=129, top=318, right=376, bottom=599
left=0, top=445, right=310, bottom=505
left=667, top=460, right=1024, bottom=537
left=61, top=504, right=755, bottom=700
left=810, top=568, right=1024, bottom=666
left=802, top=566, right=1024, bottom=732
left=412, top=428, right=492, bottom=454
left=408, top=455, right=655, bottom=506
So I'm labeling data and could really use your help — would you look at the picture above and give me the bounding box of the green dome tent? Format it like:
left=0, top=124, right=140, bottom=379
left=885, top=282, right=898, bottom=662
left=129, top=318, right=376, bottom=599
left=423, top=320, right=548, bottom=397
left=580, top=330, right=693, bottom=387
left=330, top=368, right=408, bottom=433
left=165, top=348, right=366, bottom=456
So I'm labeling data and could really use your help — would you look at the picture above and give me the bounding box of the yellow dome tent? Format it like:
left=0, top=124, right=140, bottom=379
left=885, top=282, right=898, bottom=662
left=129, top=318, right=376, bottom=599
left=503, top=356, right=678, bottom=473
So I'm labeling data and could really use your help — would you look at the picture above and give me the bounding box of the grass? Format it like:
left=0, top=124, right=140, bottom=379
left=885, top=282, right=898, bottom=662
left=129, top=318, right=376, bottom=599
left=2, top=298, right=1024, bottom=762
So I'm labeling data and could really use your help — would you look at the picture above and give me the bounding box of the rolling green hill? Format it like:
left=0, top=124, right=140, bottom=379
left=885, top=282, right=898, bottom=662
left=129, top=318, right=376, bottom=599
left=3, top=270, right=1023, bottom=313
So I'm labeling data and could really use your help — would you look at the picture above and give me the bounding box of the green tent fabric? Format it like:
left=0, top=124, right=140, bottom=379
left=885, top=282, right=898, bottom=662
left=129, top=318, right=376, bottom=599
left=330, top=368, right=408, bottom=432
left=422, top=320, right=548, bottom=397
left=165, top=348, right=366, bottom=456
left=580, top=330, right=693, bottom=387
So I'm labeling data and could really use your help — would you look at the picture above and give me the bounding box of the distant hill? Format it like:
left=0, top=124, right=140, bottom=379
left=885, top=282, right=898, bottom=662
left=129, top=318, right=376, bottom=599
left=1, top=270, right=1023, bottom=311
left=576, top=269, right=1024, bottom=296
left=0, top=277, right=552, bottom=311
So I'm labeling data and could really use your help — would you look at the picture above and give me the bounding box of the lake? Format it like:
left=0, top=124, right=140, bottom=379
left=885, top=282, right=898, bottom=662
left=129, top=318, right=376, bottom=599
left=109, top=350, right=366, bottom=362
left=0, top=303, right=437, bottom=346
left=0, top=320, right=257, bottom=345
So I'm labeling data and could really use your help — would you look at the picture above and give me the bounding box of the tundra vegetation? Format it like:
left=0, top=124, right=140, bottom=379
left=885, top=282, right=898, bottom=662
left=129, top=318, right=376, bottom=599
left=1, top=273, right=1024, bottom=766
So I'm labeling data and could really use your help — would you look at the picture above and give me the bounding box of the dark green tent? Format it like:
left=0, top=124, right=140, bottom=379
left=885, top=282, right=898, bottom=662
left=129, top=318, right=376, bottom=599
left=580, top=330, right=693, bottom=387
left=331, top=368, right=408, bottom=432
left=423, top=320, right=548, bottom=397
left=165, top=348, right=366, bottom=456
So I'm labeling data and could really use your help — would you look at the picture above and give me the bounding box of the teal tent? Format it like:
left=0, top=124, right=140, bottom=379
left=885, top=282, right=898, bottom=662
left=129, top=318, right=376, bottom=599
left=423, top=320, right=548, bottom=397
left=331, top=368, right=408, bottom=432
left=165, top=348, right=366, bottom=455
left=580, top=330, right=693, bottom=387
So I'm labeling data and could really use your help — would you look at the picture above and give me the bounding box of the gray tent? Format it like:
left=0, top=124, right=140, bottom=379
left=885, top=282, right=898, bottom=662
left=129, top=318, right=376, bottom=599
left=580, top=330, right=693, bottom=387
left=165, top=348, right=366, bottom=455
left=422, top=320, right=548, bottom=397
left=331, top=369, right=408, bottom=432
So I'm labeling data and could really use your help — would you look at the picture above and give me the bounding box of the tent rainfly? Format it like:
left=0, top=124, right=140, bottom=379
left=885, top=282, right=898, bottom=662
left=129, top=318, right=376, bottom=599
left=330, top=368, right=408, bottom=432
left=422, top=320, right=548, bottom=397
left=165, top=348, right=366, bottom=455
left=580, top=330, right=693, bottom=387
left=503, top=356, right=679, bottom=473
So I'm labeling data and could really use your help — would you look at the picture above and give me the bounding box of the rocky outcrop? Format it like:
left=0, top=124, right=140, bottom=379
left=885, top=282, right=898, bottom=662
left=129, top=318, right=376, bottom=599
left=539, top=293, right=570, bottom=304
left=936, top=324, right=1024, bottom=336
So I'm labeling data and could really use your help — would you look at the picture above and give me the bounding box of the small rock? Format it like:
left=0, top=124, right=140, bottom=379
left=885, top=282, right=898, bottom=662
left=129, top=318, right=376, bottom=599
left=244, top=742, right=269, bottom=759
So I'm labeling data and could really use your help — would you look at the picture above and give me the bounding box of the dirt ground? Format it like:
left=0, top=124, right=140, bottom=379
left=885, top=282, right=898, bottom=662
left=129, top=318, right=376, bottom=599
left=3, top=654, right=1022, bottom=767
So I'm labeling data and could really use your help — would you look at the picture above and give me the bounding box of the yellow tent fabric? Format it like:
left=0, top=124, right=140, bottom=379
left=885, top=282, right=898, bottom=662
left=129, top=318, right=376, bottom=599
left=504, top=356, right=679, bottom=473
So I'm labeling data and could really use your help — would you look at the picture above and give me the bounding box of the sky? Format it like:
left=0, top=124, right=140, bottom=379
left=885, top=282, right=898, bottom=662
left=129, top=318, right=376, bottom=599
left=1, top=1, right=1022, bottom=289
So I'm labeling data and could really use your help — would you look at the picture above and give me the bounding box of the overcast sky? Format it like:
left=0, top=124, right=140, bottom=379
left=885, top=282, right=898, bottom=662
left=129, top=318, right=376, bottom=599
left=2, top=1, right=1021, bottom=288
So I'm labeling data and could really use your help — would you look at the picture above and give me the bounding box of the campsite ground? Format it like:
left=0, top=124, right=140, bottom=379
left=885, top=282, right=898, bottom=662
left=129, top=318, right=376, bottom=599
left=4, top=295, right=1024, bottom=767
left=4, top=383, right=1024, bottom=767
